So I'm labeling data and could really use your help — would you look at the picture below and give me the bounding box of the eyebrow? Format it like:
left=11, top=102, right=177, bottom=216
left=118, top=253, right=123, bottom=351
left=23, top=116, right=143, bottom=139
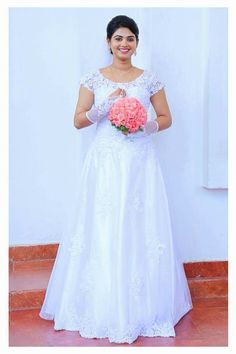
left=113, top=35, right=135, bottom=38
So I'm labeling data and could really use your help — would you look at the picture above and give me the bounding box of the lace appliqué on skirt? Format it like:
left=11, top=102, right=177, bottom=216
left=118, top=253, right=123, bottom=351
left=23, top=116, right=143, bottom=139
left=54, top=309, right=175, bottom=344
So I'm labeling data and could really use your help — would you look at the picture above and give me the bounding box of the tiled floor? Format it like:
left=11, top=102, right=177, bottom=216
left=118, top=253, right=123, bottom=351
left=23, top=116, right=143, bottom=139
left=9, top=297, right=228, bottom=347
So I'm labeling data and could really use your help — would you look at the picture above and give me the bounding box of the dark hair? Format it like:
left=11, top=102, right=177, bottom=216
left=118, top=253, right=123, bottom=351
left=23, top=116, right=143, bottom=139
left=106, top=15, right=139, bottom=54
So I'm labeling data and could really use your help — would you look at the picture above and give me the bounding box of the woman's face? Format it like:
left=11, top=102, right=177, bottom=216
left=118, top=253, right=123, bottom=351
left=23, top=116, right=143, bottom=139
left=107, top=27, right=138, bottom=59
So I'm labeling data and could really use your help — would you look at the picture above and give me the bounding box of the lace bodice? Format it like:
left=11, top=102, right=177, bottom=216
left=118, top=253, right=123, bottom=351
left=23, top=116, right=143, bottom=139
left=79, top=69, right=165, bottom=145
left=79, top=69, right=165, bottom=111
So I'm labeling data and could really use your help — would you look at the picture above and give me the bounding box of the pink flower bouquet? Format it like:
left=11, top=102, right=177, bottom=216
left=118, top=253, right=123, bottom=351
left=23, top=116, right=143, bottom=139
left=108, top=97, right=147, bottom=135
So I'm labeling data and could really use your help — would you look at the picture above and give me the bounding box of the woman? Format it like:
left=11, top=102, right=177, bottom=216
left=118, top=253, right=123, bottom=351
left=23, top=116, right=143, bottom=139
left=39, top=15, right=193, bottom=344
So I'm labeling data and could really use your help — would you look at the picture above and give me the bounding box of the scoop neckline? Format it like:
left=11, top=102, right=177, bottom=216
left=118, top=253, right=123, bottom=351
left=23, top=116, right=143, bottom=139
left=98, top=68, right=145, bottom=84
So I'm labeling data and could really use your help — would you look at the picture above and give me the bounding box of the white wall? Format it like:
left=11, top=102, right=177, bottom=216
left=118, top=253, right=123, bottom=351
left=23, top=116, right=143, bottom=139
left=9, top=8, right=228, bottom=262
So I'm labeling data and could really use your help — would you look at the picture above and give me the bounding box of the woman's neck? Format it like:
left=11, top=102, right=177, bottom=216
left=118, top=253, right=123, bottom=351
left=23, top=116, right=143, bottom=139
left=110, top=58, right=133, bottom=72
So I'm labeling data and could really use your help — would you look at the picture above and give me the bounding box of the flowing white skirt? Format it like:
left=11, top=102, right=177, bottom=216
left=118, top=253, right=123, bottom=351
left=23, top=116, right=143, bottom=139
left=39, top=121, right=193, bottom=344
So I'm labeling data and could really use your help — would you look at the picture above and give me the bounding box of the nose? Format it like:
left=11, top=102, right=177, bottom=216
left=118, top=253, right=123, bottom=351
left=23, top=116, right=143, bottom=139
left=121, top=38, right=129, bottom=46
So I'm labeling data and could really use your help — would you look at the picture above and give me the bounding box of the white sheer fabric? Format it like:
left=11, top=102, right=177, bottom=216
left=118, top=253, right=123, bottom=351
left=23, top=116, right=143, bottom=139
left=86, top=94, right=120, bottom=123
left=39, top=69, right=193, bottom=344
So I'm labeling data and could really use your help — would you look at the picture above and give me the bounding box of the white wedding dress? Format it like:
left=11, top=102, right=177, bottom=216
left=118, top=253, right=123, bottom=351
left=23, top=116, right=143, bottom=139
left=39, top=69, right=193, bottom=344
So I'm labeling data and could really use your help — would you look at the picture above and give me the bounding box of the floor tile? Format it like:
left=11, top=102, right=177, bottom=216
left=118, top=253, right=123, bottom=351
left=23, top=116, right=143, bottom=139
left=9, top=298, right=228, bottom=347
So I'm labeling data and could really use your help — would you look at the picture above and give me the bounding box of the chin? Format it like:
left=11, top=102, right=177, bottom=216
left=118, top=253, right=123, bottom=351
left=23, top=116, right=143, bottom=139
left=116, top=52, right=133, bottom=59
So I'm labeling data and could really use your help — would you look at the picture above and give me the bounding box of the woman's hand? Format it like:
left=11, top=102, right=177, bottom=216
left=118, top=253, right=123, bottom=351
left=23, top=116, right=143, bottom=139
left=143, top=120, right=159, bottom=134
left=86, top=88, right=126, bottom=124
left=109, top=88, right=126, bottom=98
left=128, top=120, right=159, bottom=138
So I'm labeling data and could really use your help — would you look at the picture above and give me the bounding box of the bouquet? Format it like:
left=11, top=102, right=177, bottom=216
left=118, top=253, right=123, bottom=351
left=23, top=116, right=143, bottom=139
left=108, top=97, right=147, bottom=135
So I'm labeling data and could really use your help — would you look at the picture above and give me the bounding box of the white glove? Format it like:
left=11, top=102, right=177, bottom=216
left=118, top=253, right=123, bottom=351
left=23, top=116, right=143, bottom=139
left=128, top=120, right=159, bottom=138
left=143, top=120, right=159, bottom=135
left=86, top=95, right=122, bottom=124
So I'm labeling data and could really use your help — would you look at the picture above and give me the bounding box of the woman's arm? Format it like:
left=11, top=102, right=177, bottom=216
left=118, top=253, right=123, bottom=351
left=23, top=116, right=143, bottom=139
left=73, top=86, right=94, bottom=129
left=74, top=86, right=123, bottom=129
left=150, top=88, right=172, bottom=131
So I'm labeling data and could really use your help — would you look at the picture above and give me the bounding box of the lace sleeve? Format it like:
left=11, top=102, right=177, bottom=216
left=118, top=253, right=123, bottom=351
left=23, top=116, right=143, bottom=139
left=149, top=73, right=165, bottom=97
left=79, top=72, right=95, bottom=93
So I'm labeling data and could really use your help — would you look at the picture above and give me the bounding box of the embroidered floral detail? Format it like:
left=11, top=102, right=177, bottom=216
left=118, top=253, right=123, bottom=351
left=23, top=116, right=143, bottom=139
left=140, top=320, right=175, bottom=337
left=79, top=71, right=95, bottom=92
left=80, top=70, right=165, bottom=101
left=130, top=272, right=145, bottom=298
left=132, top=195, right=144, bottom=212
left=146, top=236, right=166, bottom=263
left=96, top=144, right=123, bottom=162
left=54, top=313, right=175, bottom=343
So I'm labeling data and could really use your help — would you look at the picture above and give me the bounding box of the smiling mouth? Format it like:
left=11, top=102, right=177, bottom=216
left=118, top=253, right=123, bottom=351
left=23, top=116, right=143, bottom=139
left=119, top=48, right=130, bottom=53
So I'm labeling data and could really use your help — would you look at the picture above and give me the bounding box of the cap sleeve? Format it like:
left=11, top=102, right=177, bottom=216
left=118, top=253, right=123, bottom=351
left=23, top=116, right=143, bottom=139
left=149, top=73, right=165, bottom=97
left=79, top=71, right=95, bottom=93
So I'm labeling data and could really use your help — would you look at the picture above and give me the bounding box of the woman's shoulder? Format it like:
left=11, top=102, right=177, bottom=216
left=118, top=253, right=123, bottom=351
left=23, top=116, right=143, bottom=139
left=79, top=69, right=100, bottom=92
left=141, top=69, right=165, bottom=95
left=142, top=69, right=161, bottom=80
left=80, top=68, right=99, bottom=81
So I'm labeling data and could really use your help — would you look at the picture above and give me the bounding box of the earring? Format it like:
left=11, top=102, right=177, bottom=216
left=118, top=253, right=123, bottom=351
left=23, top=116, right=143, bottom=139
left=134, top=49, right=137, bottom=56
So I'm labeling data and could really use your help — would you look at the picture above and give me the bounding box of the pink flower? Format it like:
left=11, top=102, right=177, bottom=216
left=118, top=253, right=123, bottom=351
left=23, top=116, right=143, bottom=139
left=108, top=97, right=147, bottom=135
